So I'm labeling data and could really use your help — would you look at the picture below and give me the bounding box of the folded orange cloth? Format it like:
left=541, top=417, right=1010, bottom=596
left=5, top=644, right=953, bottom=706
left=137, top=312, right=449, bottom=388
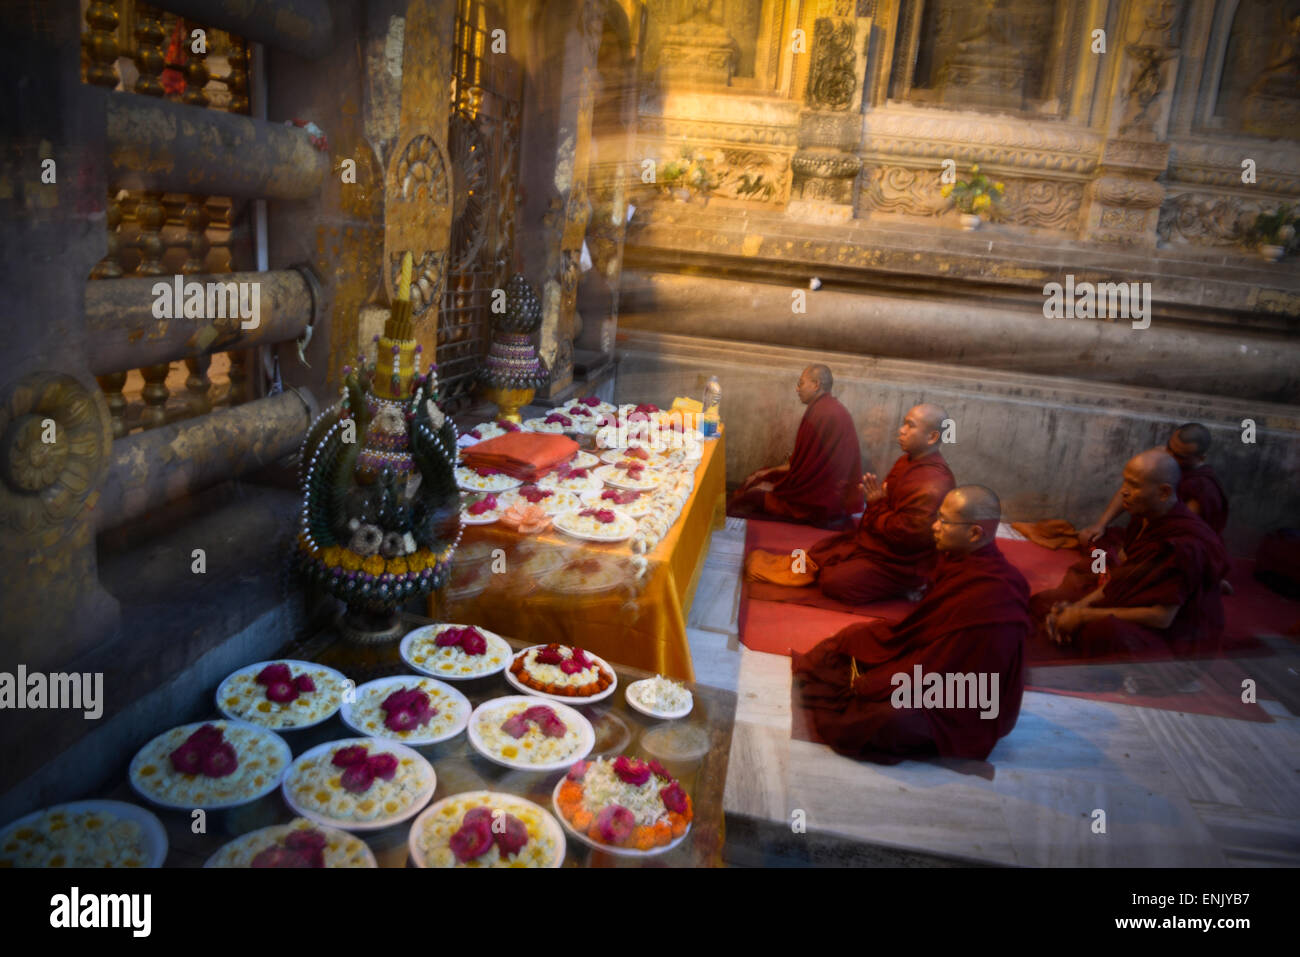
left=1010, top=519, right=1082, bottom=550
left=461, top=431, right=579, bottom=481
left=744, top=548, right=818, bottom=586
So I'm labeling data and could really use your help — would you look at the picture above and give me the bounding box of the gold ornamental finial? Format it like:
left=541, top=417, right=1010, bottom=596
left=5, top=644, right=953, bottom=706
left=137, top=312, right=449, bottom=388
left=387, top=252, right=415, bottom=340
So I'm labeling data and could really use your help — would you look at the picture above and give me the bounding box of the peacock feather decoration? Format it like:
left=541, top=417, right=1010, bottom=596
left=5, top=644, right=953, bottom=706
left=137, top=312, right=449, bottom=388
left=296, top=252, right=462, bottom=618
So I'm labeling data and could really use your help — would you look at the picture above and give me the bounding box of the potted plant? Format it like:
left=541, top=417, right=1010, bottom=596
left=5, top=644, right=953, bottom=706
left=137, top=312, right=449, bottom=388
left=1247, top=206, right=1298, bottom=262
left=657, top=149, right=718, bottom=203
left=942, top=164, right=1005, bottom=229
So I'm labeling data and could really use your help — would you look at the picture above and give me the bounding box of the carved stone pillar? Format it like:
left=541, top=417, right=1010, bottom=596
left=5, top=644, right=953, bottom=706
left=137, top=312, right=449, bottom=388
left=518, top=0, right=605, bottom=399
left=1081, top=0, right=1184, bottom=247
left=788, top=15, right=871, bottom=223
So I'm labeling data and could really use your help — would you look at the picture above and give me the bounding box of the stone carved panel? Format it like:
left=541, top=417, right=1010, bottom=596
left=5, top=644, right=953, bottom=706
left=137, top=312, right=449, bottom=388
left=862, top=108, right=1102, bottom=174
left=1167, top=138, right=1300, bottom=195
left=859, top=166, right=948, bottom=217
left=714, top=148, right=792, bottom=203
left=1000, top=179, right=1084, bottom=230
left=637, top=116, right=799, bottom=147
left=860, top=165, right=1083, bottom=230
left=806, top=18, right=858, bottom=110
left=384, top=131, right=452, bottom=318
left=1157, top=192, right=1266, bottom=247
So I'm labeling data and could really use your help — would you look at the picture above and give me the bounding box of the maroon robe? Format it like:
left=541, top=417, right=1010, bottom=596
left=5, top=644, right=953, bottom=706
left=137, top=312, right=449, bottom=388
left=808, top=451, right=956, bottom=603
left=1031, top=501, right=1229, bottom=657
left=1178, top=463, right=1228, bottom=539
left=730, top=394, right=863, bottom=528
left=765, top=394, right=863, bottom=525
left=792, top=542, right=1030, bottom=762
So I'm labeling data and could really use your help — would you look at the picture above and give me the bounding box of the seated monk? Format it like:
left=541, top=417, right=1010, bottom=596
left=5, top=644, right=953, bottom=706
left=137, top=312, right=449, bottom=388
left=805, top=403, right=955, bottom=603
left=1031, top=449, right=1229, bottom=658
left=728, top=364, right=864, bottom=529
left=792, top=486, right=1030, bottom=763
left=1079, top=422, right=1229, bottom=545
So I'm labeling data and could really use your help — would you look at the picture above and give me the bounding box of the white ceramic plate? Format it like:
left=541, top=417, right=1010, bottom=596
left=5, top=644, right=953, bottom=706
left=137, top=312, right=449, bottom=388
left=455, top=466, right=523, bottom=493
left=408, top=791, right=566, bottom=868
left=550, top=774, right=689, bottom=858
left=581, top=488, right=653, bottom=518
left=0, top=800, right=168, bottom=868
left=400, top=624, right=513, bottom=681
left=552, top=507, right=637, bottom=542
left=500, top=485, right=583, bottom=516
left=537, top=471, right=604, bottom=494
left=504, top=645, right=619, bottom=705
left=570, top=451, right=600, bottom=469
left=215, top=659, right=349, bottom=731
left=625, top=679, right=694, bottom=720
left=595, top=464, right=663, bottom=492
left=282, top=737, right=436, bottom=832
left=129, top=720, right=292, bottom=811
left=204, top=819, right=377, bottom=868
left=340, top=675, right=472, bottom=745
left=467, top=696, right=595, bottom=772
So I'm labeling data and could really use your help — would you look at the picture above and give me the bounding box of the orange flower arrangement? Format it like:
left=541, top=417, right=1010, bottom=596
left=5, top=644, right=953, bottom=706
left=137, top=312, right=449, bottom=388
left=556, top=757, right=692, bottom=852
left=362, top=554, right=386, bottom=577
left=340, top=550, right=363, bottom=572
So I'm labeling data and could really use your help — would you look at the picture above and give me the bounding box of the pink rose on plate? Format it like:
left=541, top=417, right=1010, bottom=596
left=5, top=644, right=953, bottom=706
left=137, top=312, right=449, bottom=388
left=255, top=663, right=292, bottom=686
left=467, top=494, right=499, bottom=516
left=660, top=781, right=689, bottom=814
left=517, top=485, right=553, bottom=503
left=449, top=814, right=494, bottom=863
left=579, top=395, right=602, bottom=407
left=634, top=404, right=660, bottom=415
left=535, top=644, right=565, bottom=665
left=567, top=405, right=592, bottom=417
left=595, top=805, right=636, bottom=845
left=476, top=466, right=502, bottom=476
left=495, top=814, right=529, bottom=857
left=499, top=419, right=521, bottom=432
left=613, top=755, right=652, bottom=787
left=578, top=508, right=615, bottom=524
left=544, top=413, right=572, bottom=426
left=341, top=764, right=375, bottom=794
left=331, top=745, right=369, bottom=768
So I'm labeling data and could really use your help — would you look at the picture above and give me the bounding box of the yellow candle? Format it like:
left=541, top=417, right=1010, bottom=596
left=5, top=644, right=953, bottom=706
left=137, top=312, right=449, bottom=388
left=398, top=251, right=413, bottom=302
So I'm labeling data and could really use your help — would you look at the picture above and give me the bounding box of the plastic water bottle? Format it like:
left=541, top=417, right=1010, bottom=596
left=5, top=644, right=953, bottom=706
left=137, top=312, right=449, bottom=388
left=701, top=376, right=721, bottom=438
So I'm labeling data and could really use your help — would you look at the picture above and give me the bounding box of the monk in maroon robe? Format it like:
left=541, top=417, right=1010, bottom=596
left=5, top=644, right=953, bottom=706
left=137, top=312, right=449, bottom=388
left=806, top=404, right=956, bottom=603
left=729, top=365, right=863, bottom=528
left=1033, top=449, right=1229, bottom=658
left=1079, top=422, right=1229, bottom=544
left=793, top=486, right=1030, bottom=763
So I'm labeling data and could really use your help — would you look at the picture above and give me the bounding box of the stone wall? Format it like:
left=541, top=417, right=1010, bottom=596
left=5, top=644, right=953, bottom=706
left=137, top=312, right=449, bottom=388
left=614, top=0, right=1300, bottom=553
left=616, top=329, right=1300, bottom=557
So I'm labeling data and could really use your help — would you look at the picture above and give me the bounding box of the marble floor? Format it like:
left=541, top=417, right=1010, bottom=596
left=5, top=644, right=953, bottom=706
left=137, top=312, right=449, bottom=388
left=692, top=518, right=1300, bottom=867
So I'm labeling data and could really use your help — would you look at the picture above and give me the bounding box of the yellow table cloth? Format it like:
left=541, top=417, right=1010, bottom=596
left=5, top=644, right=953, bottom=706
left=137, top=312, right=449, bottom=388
left=432, top=430, right=726, bottom=680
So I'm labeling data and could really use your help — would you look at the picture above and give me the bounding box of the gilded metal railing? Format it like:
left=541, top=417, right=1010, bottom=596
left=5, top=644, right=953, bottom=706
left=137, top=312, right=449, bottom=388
left=78, top=0, right=329, bottom=534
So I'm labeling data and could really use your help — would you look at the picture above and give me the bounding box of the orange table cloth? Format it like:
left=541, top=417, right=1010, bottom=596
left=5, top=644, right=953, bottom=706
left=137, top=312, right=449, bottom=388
left=432, top=430, right=727, bottom=680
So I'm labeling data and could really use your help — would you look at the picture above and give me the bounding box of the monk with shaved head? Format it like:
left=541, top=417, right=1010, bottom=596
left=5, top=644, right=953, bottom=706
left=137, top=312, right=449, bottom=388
left=729, top=364, right=864, bottom=529
left=1079, top=422, right=1230, bottom=545
left=793, top=486, right=1030, bottom=762
left=1032, top=449, right=1229, bottom=657
left=800, top=403, right=957, bottom=603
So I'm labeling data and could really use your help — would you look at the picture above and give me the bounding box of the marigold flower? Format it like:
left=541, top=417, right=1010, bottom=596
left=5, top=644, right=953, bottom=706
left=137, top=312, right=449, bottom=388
left=362, top=554, right=385, bottom=576
left=340, top=550, right=363, bottom=571
left=940, top=183, right=953, bottom=198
